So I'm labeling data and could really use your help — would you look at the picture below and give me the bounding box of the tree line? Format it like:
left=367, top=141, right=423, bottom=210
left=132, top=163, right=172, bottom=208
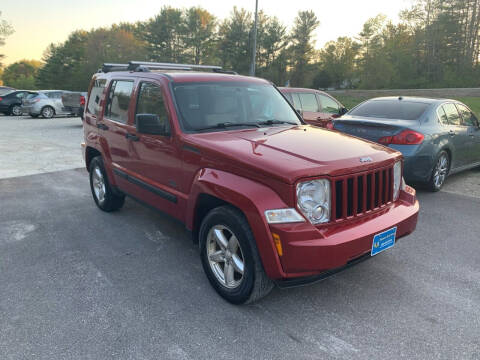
left=1, top=1, right=479, bottom=91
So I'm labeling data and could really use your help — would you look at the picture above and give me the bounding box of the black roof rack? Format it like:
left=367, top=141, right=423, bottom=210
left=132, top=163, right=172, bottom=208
left=99, top=61, right=236, bottom=74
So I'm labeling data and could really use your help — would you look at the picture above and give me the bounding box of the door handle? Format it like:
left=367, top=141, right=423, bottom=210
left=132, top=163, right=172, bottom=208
left=97, top=123, right=109, bottom=130
left=125, top=133, right=139, bottom=141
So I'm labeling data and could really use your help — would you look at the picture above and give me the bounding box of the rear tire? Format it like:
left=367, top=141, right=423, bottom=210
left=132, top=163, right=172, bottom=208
left=89, top=156, right=125, bottom=212
left=426, top=151, right=450, bottom=192
left=199, top=206, right=274, bottom=304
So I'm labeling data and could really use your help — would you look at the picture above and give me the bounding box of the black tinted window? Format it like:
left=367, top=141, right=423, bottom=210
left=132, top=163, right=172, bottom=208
left=350, top=100, right=429, bottom=120
left=135, top=82, right=169, bottom=133
left=105, top=80, right=133, bottom=123
left=298, top=93, right=319, bottom=112
left=456, top=103, right=478, bottom=126
left=87, top=79, right=107, bottom=116
left=442, top=103, right=461, bottom=126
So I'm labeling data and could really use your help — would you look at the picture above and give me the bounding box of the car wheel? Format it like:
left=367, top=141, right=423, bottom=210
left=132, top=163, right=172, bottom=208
left=89, top=156, right=125, bottom=212
left=41, top=106, right=55, bottom=118
left=199, top=205, right=274, bottom=304
left=427, top=151, right=450, bottom=192
left=10, top=105, right=22, bottom=116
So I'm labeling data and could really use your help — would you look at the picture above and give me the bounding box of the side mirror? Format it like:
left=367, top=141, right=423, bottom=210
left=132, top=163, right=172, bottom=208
left=136, top=113, right=170, bottom=136
left=339, top=107, right=348, bottom=115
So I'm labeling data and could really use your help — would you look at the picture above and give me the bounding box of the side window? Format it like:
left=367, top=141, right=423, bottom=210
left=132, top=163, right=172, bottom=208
left=291, top=93, right=302, bottom=111
left=456, top=103, right=478, bottom=126
left=86, top=79, right=107, bottom=116
left=437, top=106, right=449, bottom=125
left=104, top=80, right=134, bottom=124
left=318, top=94, right=340, bottom=114
left=135, top=82, right=170, bottom=134
left=298, top=93, right=320, bottom=112
left=442, top=103, right=461, bottom=126
left=15, top=92, right=26, bottom=99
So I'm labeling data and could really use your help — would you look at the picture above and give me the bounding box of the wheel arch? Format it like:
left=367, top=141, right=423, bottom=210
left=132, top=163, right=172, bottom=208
left=85, top=146, right=102, bottom=171
left=186, top=168, right=289, bottom=279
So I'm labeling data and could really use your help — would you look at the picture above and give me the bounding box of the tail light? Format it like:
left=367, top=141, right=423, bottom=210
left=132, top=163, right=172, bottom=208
left=33, top=98, right=41, bottom=103
left=379, top=129, right=424, bottom=145
left=0, top=97, right=2, bottom=102
left=80, top=95, right=86, bottom=106
left=325, top=121, right=334, bottom=130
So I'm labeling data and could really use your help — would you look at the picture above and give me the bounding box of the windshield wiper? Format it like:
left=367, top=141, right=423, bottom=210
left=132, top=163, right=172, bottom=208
left=257, top=119, right=299, bottom=126
left=195, top=122, right=261, bottom=131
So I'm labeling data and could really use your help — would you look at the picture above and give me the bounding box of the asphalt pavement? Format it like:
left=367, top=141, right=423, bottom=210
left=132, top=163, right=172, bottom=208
left=0, top=115, right=479, bottom=359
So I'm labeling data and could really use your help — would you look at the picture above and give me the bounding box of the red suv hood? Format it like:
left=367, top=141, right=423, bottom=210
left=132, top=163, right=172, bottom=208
left=186, top=125, right=401, bottom=184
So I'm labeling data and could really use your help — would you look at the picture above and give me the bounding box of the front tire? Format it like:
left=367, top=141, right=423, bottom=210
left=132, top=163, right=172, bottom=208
left=41, top=106, right=55, bottom=118
left=89, top=156, right=125, bottom=212
left=199, top=206, right=273, bottom=304
left=426, top=150, right=450, bottom=192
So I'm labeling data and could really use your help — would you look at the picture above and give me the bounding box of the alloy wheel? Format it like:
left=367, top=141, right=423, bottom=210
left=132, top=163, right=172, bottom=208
left=42, top=107, right=54, bottom=118
left=206, top=225, right=245, bottom=289
left=92, top=166, right=106, bottom=204
left=433, top=153, right=449, bottom=188
left=12, top=105, right=22, bottom=116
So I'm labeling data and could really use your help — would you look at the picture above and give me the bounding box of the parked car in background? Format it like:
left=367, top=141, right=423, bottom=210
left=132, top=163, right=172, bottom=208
left=333, top=97, right=480, bottom=191
left=22, top=90, right=78, bottom=118
left=279, top=87, right=347, bottom=128
left=0, top=86, right=15, bottom=95
left=0, top=90, right=38, bottom=116
left=62, top=91, right=87, bottom=119
left=82, top=61, right=419, bottom=304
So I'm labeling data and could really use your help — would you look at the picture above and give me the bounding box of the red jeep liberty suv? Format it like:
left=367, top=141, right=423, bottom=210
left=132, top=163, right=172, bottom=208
left=82, top=62, right=419, bottom=304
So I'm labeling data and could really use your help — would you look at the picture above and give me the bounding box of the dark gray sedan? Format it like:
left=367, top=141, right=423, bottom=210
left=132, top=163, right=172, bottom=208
left=333, top=97, right=480, bottom=191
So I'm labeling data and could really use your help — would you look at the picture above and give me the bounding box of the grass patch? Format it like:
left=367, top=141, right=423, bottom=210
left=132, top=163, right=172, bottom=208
left=335, top=94, right=480, bottom=117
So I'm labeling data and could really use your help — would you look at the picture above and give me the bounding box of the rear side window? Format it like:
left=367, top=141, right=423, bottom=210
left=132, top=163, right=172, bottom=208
left=456, top=103, right=478, bottom=126
left=298, top=93, right=319, bottom=112
left=318, top=94, right=340, bottom=114
left=442, top=103, right=461, bottom=126
left=87, top=79, right=107, bottom=116
left=349, top=100, right=429, bottom=120
left=437, top=106, right=449, bottom=125
left=135, top=82, right=170, bottom=133
left=105, top=80, right=134, bottom=123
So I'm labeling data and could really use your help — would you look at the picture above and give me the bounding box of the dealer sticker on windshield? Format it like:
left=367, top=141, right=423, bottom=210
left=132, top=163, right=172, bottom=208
left=371, top=227, right=397, bottom=256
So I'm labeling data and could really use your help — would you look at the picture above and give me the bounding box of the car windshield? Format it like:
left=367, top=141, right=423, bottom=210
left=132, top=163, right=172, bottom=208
left=349, top=100, right=430, bottom=120
left=172, top=82, right=301, bottom=132
left=26, top=93, right=41, bottom=100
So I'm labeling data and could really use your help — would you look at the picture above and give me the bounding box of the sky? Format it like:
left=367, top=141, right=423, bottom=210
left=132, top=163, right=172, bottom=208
left=1, top=0, right=410, bottom=65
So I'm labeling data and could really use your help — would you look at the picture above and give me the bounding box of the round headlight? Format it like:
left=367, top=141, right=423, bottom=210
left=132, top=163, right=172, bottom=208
left=296, top=179, right=331, bottom=224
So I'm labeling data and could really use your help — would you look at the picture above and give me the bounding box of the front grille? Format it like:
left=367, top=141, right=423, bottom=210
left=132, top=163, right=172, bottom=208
left=331, top=165, right=393, bottom=222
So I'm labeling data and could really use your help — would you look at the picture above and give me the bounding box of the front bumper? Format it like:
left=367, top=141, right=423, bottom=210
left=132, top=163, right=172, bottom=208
left=268, top=187, right=419, bottom=279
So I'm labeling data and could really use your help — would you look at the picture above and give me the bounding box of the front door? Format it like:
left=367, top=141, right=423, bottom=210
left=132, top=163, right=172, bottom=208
left=126, top=80, right=182, bottom=219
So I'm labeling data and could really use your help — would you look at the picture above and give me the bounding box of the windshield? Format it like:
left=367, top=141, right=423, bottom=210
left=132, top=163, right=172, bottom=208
left=172, top=82, right=301, bottom=132
left=349, top=100, right=430, bottom=120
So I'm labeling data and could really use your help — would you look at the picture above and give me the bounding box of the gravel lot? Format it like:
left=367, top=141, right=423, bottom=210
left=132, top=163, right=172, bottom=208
left=0, top=115, right=479, bottom=360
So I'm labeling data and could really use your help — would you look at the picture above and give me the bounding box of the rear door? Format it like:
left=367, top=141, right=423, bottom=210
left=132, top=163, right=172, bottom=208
left=101, top=79, right=136, bottom=176
left=456, top=103, right=480, bottom=165
left=297, top=92, right=324, bottom=127
left=441, top=103, right=469, bottom=168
